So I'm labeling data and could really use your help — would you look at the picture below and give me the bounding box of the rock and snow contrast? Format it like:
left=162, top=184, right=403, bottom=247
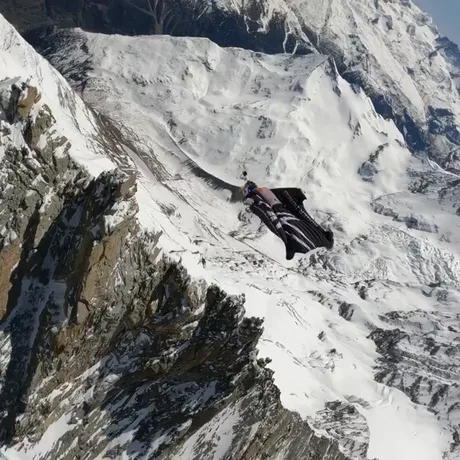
left=0, top=0, right=459, bottom=459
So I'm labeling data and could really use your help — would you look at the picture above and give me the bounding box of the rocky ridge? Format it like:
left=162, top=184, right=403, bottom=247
left=0, top=74, right=353, bottom=459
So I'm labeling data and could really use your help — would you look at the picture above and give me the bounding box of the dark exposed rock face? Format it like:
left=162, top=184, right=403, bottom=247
left=7, top=0, right=314, bottom=56
left=435, top=36, right=460, bottom=73
left=312, top=401, right=369, bottom=460
left=358, top=144, right=388, bottom=182
left=0, top=80, right=352, bottom=459
left=0, top=79, right=139, bottom=441
left=338, top=302, right=355, bottom=321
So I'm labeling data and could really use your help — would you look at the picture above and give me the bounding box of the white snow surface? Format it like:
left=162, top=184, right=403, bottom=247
left=1, top=10, right=460, bottom=460
left=207, top=0, right=460, bottom=129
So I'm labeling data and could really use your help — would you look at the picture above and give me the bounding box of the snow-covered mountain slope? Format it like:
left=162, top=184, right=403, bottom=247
left=20, top=24, right=460, bottom=460
left=0, top=13, right=356, bottom=460
left=292, top=0, right=460, bottom=168
left=199, top=0, right=460, bottom=171
left=28, top=0, right=460, bottom=173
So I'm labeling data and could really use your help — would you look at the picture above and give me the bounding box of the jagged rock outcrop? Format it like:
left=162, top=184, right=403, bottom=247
left=358, top=144, right=388, bottom=182
left=312, top=401, right=370, bottom=460
left=0, top=79, right=353, bottom=459
left=4, top=0, right=314, bottom=55
left=0, top=78, right=138, bottom=438
left=0, top=78, right=69, bottom=320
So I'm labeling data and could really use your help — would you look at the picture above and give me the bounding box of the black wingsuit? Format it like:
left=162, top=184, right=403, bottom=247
left=244, top=187, right=334, bottom=260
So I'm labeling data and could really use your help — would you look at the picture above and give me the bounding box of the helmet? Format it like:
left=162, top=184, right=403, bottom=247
left=242, top=181, right=257, bottom=196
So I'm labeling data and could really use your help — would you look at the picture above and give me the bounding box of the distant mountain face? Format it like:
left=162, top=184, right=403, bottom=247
left=5, top=0, right=460, bottom=175
left=0, top=0, right=312, bottom=54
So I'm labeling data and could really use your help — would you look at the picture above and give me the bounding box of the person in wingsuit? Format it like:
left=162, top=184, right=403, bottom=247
left=242, top=180, right=334, bottom=260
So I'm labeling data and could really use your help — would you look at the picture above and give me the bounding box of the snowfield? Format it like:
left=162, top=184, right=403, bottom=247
left=202, top=0, right=460, bottom=168
left=1, top=4, right=460, bottom=460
